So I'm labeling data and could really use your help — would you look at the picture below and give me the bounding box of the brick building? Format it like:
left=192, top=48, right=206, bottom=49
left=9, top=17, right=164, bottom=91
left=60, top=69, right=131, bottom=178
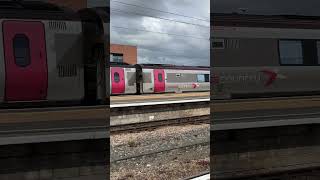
left=110, top=44, right=137, bottom=64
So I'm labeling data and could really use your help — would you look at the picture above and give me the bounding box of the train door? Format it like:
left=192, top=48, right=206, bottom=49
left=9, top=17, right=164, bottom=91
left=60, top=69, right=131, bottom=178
left=153, top=69, right=165, bottom=93
left=111, top=67, right=125, bottom=94
left=3, top=21, right=48, bottom=101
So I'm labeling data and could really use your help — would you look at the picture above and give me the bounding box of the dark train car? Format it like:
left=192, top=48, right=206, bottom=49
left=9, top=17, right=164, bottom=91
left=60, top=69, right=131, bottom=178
left=212, top=13, right=320, bottom=99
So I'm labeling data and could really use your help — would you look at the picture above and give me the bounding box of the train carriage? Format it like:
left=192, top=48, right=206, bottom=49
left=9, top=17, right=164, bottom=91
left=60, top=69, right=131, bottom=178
left=136, top=64, right=210, bottom=95
left=212, top=13, right=320, bottom=99
left=0, top=1, right=107, bottom=107
left=164, top=68, right=210, bottom=93
left=0, top=2, right=83, bottom=104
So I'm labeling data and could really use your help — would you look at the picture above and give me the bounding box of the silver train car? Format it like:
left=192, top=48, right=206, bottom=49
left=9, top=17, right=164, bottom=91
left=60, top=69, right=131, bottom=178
left=0, top=1, right=108, bottom=107
left=110, top=63, right=210, bottom=95
left=212, top=13, right=320, bottom=99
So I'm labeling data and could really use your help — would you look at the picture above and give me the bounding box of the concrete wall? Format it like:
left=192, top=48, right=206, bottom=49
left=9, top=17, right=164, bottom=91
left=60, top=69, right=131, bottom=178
left=110, top=44, right=137, bottom=64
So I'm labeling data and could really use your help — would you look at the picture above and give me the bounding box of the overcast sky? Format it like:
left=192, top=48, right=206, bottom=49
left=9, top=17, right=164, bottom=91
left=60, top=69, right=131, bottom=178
left=110, top=0, right=210, bottom=66
left=213, top=0, right=320, bottom=16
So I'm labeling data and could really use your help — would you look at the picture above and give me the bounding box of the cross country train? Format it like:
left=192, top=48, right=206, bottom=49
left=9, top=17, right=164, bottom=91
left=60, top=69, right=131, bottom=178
left=212, top=13, right=320, bottom=99
left=110, top=62, right=210, bottom=95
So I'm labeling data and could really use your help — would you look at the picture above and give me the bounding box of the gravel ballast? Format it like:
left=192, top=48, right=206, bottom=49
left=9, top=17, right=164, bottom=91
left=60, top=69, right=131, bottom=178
left=111, top=124, right=210, bottom=180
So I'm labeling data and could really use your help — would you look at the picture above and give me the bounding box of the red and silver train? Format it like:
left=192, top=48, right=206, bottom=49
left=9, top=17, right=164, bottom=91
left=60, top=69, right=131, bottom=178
left=110, top=63, right=210, bottom=95
left=0, top=1, right=108, bottom=107
left=212, top=13, right=320, bottom=99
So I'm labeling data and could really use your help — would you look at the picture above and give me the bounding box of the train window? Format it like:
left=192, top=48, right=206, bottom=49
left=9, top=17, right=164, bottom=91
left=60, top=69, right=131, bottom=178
left=211, top=39, right=225, bottom=49
left=143, top=73, right=152, bottom=83
left=13, top=34, right=31, bottom=67
left=279, top=40, right=303, bottom=65
left=204, top=74, right=210, bottom=82
left=197, top=74, right=205, bottom=82
left=158, top=73, right=163, bottom=82
left=127, top=72, right=136, bottom=86
left=114, top=72, right=120, bottom=83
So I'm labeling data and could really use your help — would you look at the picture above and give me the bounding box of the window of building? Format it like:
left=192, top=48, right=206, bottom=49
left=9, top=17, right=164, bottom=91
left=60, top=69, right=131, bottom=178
left=110, top=53, right=124, bottom=63
left=13, top=34, right=31, bottom=67
left=114, top=72, right=120, bottom=83
left=279, top=40, right=303, bottom=65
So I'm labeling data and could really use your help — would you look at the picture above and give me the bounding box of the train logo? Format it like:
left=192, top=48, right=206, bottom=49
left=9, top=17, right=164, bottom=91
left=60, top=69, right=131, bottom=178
left=260, top=69, right=287, bottom=87
left=192, top=83, right=200, bottom=88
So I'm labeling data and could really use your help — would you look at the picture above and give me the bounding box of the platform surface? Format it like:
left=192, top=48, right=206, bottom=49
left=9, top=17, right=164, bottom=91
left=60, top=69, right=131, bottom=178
left=111, top=92, right=210, bottom=106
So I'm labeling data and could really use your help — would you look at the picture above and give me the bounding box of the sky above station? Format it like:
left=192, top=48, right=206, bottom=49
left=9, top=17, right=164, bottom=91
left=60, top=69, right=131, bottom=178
left=110, top=0, right=210, bottom=66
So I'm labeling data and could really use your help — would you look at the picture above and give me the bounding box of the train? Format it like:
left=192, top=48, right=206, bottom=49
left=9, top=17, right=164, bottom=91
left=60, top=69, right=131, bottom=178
left=212, top=13, right=320, bottom=99
left=0, top=1, right=108, bottom=107
left=110, top=62, right=210, bottom=95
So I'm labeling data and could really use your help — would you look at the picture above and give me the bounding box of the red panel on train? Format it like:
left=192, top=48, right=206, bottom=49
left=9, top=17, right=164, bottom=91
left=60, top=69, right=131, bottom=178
left=3, top=21, right=48, bottom=101
left=111, top=67, right=125, bottom=94
left=153, top=69, right=165, bottom=93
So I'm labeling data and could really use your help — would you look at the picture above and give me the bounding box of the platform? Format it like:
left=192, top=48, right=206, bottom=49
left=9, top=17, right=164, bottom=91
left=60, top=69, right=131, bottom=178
left=110, top=92, right=209, bottom=106
left=0, top=105, right=107, bottom=145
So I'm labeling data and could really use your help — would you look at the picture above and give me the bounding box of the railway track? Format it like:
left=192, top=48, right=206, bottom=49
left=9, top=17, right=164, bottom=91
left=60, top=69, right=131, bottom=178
left=111, top=140, right=209, bottom=163
left=110, top=115, right=209, bottom=134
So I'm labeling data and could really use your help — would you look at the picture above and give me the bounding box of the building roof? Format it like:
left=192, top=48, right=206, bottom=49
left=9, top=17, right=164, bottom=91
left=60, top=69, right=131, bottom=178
left=111, top=44, right=137, bottom=48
